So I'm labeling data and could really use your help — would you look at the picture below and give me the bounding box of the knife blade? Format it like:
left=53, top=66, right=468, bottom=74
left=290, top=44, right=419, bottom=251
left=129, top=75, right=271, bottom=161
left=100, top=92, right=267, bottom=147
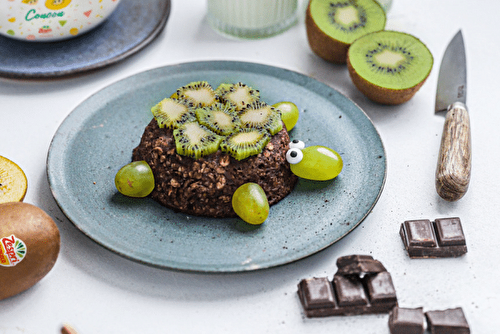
left=435, top=30, right=471, bottom=201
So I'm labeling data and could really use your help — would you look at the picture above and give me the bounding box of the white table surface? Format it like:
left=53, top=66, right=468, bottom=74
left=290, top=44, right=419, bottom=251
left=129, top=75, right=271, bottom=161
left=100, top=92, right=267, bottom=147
left=1, top=0, right=498, bottom=333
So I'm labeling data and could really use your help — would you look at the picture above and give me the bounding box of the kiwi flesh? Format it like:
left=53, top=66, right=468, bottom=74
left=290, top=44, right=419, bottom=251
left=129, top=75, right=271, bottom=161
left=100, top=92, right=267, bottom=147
left=0, top=156, right=27, bottom=204
left=176, top=81, right=217, bottom=107
left=0, top=202, right=60, bottom=301
left=239, top=101, right=283, bottom=135
left=306, top=0, right=386, bottom=64
left=173, top=122, right=223, bottom=159
left=151, top=82, right=284, bottom=160
left=151, top=98, right=196, bottom=129
left=220, top=128, right=271, bottom=161
left=195, top=102, right=242, bottom=136
left=216, top=82, right=260, bottom=111
left=347, top=30, right=433, bottom=104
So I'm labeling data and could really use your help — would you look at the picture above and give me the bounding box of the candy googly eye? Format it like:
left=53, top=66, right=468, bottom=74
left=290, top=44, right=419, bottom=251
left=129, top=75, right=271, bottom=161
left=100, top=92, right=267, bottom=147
left=289, top=139, right=305, bottom=150
left=286, top=148, right=303, bottom=164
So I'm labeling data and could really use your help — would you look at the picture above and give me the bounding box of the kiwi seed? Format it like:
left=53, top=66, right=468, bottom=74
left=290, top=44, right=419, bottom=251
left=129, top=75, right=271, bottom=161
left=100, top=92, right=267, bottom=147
left=306, top=0, right=386, bottom=64
left=347, top=30, right=434, bottom=104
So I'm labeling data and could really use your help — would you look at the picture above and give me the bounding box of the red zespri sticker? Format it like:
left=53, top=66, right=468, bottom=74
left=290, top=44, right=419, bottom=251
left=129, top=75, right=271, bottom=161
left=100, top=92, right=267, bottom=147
left=0, top=235, right=27, bottom=267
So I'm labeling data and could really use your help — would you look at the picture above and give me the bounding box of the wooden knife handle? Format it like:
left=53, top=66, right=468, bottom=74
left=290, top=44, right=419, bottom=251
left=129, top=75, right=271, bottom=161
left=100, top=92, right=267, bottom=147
left=436, top=102, right=471, bottom=201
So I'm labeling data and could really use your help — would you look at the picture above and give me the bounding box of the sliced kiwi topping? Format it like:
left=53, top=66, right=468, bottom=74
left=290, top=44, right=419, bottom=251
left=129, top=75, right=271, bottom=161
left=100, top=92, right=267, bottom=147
left=151, top=81, right=286, bottom=160
left=220, top=128, right=271, bottom=161
left=216, top=82, right=260, bottom=111
left=347, top=30, right=433, bottom=104
left=306, top=0, right=386, bottom=63
left=173, top=122, right=223, bottom=159
left=239, top=101, right=283, bottom=135
left=151, top=98, right=196, bottom=129
left=195, top=102, right=242, bottom=136
left=176, top=81, right=217, bottom=107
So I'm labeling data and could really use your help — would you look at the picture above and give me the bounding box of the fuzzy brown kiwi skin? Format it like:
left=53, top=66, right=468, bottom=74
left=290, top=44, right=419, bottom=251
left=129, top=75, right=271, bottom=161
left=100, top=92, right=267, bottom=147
left=305, top=1, right=350, bottom=64
left=0, top=202, right=60, bottom=301
left=346, top=56, right=432, bottom=105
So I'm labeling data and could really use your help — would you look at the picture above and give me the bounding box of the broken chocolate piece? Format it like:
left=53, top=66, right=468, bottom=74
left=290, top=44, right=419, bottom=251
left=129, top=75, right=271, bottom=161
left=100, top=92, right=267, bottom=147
left=297, top=266, right=397, bottom=317
left=400, top=218, right=467, bottom=258
left=335, top=254, right=387, bottom=275
left=388, top=307, right=425, bottom=334
left=425, top=308, right=470, bottom=334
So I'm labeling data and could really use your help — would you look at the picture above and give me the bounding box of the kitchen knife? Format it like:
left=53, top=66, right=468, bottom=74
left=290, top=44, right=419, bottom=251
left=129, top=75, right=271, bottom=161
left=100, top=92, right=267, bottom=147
left=435, top=30, right=471, bottom=201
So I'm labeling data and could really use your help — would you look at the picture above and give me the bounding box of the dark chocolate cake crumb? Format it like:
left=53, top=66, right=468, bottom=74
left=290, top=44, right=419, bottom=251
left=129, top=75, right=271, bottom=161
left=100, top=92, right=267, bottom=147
left=132, top=119, right=298, bottom=218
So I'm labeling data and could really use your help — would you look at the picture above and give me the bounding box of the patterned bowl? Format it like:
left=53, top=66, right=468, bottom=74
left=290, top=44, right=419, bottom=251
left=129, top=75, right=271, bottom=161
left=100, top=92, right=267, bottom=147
left=0, top=0, right=121, bottom=42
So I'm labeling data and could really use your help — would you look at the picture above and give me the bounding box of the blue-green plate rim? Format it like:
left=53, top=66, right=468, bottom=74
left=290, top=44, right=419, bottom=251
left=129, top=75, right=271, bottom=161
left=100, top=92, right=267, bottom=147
left=46, top=60, right=386, bottom=273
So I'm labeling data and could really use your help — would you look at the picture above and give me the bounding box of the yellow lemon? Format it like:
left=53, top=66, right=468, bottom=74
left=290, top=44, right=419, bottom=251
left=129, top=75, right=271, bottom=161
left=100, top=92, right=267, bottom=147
left=0, top=156, right=28, bottom=204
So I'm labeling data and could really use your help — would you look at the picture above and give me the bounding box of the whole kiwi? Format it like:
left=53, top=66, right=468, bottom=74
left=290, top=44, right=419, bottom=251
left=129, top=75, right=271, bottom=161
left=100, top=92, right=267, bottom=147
left=0, top=202, right=60, bottom=300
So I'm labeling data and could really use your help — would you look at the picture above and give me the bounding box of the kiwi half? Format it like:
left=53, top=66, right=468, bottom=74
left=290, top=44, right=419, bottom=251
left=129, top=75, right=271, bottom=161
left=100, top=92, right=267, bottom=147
left=347, top=30, right=433, bottom=104
left=306, top=0, right=386, bottom=64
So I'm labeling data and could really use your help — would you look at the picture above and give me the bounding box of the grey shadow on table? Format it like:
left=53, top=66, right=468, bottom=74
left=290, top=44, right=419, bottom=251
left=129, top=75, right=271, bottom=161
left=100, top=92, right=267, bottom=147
left=28, top=165, right=352, bottom=304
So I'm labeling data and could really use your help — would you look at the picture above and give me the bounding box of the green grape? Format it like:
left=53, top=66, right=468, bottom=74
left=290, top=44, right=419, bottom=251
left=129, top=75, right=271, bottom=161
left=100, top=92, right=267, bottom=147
left=115, top=161, right=155, bottom=197
left=232, top=183, right=269, bottom=225
left=273, top=101, right=299, bottom=131
left=290, top=146, right=343, bottom=181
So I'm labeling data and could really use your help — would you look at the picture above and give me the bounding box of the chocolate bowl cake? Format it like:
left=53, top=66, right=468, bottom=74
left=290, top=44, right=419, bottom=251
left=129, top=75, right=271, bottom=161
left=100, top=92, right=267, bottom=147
left=132, top=118, right=298, bottom=218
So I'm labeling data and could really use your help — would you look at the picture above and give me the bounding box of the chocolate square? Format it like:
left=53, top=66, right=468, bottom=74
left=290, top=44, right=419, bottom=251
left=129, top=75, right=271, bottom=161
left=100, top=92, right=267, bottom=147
left=366, top=272, right=397, bottom=304
left=298, top=277, right=336, bottom=310
left=333, top=275, right=368, bottom=307
left=404, top=219, right=437, bottom=247
left=389, top=307, right=425, bottom=334
left=434, top=218, right=466, bottom=246
left=425, top=308, right=470, bottom=334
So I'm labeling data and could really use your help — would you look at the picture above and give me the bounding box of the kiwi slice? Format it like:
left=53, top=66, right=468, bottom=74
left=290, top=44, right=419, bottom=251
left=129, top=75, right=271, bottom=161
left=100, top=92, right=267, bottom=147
left=216, top=82, right=260, bottom=111
left=347, top=30, right=434, bottom=104
left=176, top=81, right=217, bottom=107
left=306, top=0, right=386, bottom=64
left=239, top=101, right=283, bottom=135
left=151, top=98, right=196, bottom=129
left=195, top=102, right=242, bottom=136
left=0, top=156, right=28, bottom=204
left=220, top=128, right=271, bottom=161
left=173, top=122, right=223, bottom=159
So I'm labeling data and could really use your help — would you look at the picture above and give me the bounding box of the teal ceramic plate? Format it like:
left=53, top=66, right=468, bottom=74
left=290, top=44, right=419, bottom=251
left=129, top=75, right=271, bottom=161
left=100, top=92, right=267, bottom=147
left=47, top=61, right=386, bottom=272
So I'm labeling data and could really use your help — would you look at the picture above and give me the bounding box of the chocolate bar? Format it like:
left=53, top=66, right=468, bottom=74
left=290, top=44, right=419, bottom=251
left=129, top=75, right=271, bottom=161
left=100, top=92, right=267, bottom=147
left=400, top=218, right=467, bottom=258
left=425, top=308, right=470, bottom=334
left=297, top=255, right=398, bottom=317
left=388, top=307, right=425, bottom=334
left=335, top=254, right=387, bottom=275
